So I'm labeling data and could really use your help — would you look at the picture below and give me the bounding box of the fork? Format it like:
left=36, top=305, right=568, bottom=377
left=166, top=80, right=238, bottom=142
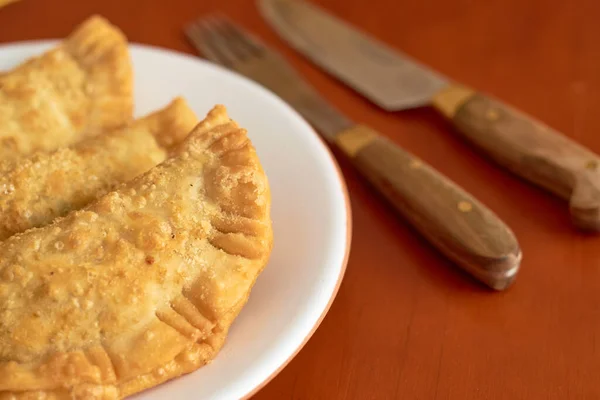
left=185, top=16, right=521, bottom=290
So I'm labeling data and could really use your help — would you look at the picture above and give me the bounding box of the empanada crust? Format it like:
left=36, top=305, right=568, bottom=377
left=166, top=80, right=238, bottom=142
left=0, top=15, right=133, bottom=162
left=0, top=97, right=198, bottom=240
left=0, top=106, right=272, bottom=399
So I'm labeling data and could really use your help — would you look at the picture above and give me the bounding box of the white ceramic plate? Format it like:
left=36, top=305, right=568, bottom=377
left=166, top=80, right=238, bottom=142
left=0, top=42, right=351, bottom=399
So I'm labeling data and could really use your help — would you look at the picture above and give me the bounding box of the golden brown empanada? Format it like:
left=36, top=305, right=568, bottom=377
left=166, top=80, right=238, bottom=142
left=0, top=15, right=133, bottom=162
left=0, top=97, right=198, bottom=241
left=0, top=105, right=273, bottom=399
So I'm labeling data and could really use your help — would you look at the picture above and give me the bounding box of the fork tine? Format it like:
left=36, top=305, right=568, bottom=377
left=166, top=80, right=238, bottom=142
left=216, top=17, right=264, bottom=57
left=185, top=22, right=221, bottom=65
left=185, top=20, right=226, bottom=65
left=186, top=17, right=237, bottom=67
left=202, top=17, right=242, bottom=66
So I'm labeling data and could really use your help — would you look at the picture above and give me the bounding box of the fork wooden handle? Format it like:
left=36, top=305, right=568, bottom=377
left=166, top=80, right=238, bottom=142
left=432, top=85, right=600, bottom=231
left=335, top=125, right=521, bottom=290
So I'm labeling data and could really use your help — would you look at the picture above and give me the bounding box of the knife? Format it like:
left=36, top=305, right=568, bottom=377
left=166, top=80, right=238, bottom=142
left=259, top=0, right=600, bottom=231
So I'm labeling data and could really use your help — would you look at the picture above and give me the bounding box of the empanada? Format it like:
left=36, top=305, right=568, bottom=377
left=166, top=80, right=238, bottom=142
left=0, top=97, right=198, bottom=241
left=0, top=105, right=273, bottom=399
left=0, top=15, right=133, bottom=162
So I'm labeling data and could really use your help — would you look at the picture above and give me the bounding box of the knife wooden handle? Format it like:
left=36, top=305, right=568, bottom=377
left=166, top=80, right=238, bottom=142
left=335, top=125, right=521, bottom=290
left=432, top=86, right=600, bottom=231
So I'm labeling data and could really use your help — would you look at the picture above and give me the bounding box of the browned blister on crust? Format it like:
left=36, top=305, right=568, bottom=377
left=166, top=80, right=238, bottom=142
left=0, top=97, right=198, bottom=240
left=0, top=15, right=133, bottom=162
left=0, top=105, right=273, bottom=399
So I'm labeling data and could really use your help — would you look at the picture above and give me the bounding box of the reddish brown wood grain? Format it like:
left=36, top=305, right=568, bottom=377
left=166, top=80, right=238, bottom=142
left=1, top=0, right=599, bottom=398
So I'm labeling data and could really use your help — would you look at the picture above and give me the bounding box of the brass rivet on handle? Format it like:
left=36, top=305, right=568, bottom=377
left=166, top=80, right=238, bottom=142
left=458, top=201, right=473, bottom=212
left=585, top=160, right=598, bottom=171
left=409, top=159, right=422, bottom=169
left=486, top=109, right=500, bottom=121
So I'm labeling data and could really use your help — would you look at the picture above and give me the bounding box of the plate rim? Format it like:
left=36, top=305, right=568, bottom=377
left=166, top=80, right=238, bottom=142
left=243, top=143, right=352, bottom=399
left=0, top=40, right=353, bottom=398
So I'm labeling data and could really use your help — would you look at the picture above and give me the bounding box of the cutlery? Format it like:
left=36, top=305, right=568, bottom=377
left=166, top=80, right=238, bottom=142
left=259, top=0, right=600, bottom=232
left=185, top=16, right=521, bottom=290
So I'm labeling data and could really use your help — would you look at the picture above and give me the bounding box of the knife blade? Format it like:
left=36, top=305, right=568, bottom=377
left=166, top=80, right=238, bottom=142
left=260, top=0, right=600, bottom=231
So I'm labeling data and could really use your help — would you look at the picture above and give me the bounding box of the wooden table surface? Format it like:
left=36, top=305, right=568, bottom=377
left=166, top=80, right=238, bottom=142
left=1, top=0, right=599, bottom=398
